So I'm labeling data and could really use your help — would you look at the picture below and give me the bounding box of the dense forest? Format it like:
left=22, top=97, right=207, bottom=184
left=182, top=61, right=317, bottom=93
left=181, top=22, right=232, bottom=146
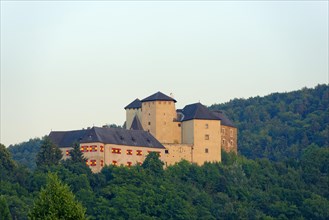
left=210, top=84, right=329, bottom=161
left=1, top=84, right=328, bottom=219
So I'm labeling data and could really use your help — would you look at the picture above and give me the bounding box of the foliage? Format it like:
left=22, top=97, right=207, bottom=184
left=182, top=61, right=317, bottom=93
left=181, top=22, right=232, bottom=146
left=142, top=152, right=164, bottom=176
left=0, top=143, right=17, bottom=178
left=29, top=173, right=86, bottom=220
left=35, top=136, right=62, bottom=167
left=8, top=138, right=42, bottom=170
left=0, top=195, right=12, bottom=220
left=69, top=142, right=87, bottom=163
left=1, top=85, right=328, bottom=219
left=210, top=84, right=329, bottom=161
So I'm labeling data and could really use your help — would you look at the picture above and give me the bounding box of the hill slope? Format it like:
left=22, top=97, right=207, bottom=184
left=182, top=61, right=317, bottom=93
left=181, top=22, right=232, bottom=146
left=210, top=84, right=329, bottom=161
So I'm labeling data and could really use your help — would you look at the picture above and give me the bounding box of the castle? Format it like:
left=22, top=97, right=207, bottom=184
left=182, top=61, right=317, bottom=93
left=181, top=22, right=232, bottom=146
left=49, top=92, right=237, bottom=172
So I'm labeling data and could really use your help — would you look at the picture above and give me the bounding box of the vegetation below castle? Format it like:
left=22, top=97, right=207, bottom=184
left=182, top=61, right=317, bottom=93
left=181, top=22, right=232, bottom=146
left=1, top=84, right=328, bottom=219
left=1, top=143, right=328, bottom=219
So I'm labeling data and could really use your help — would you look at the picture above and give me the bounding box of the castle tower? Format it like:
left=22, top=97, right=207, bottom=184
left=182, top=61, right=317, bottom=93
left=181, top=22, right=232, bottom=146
left=141, top=92, right=181, bottom=144
left=124, top=99, right=142, bottom=130
left=180, top=103, right=222, bottom=165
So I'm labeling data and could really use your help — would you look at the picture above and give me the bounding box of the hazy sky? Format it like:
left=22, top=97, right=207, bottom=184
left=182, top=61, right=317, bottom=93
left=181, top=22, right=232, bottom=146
left=1, top=1, right=328, bottom=146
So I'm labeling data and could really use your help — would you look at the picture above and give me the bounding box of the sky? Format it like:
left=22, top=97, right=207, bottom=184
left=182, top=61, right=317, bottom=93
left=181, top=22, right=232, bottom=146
left=1, top=1, right=328, bottom=147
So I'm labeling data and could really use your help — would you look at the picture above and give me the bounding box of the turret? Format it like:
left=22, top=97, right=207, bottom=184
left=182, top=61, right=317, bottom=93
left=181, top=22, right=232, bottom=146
left=124, top=99, right=142, bottom=130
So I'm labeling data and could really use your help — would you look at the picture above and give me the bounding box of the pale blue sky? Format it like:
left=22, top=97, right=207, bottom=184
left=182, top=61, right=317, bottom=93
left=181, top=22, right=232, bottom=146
left=1, top=1, right=328, bottom=146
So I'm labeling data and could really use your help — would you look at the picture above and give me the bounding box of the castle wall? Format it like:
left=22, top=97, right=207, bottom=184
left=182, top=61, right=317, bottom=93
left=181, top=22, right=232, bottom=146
left=163, top=143, right=192, bottom=166
left=190, top=120, right=221, bottom=165
left=182, top=120, right=194, bottom=144
left=142, top=101, right=157, bottom=135
left=126, top=108, right=142, bottom=129
left=221, top=126, right=238, bottom=153
left=59, top=147, right=72, bottom=160
left=79, top=142, right=105, bottom=173
left=103, top=144, right=166, bottom=167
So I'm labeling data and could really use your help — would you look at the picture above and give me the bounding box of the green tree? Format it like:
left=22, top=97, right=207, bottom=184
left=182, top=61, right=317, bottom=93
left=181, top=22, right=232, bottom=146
left=36, top=136, right=62, bottom=167
left=0, top=195, right=12, bottom=220
left=0, top=143, right=17, bottom=175
left=69, top=142, right=86, bottom=163
left=29, top=172, right=86, bottom=220
left=142, top=152, right=164, bottom=176
left=8, top=138, right=42, bottom=170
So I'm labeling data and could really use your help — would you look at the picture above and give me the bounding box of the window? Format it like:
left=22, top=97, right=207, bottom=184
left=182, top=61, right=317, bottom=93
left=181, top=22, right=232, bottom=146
left=100, top=146, right=104, bottom=152
left=222, top=139, right=225, bottom=145
left=112, top=160, right=117, bottom=166
left=205, top=134, right=209, bottom=140
left=205, top=148, right=209, bottom=153
left=178, top=123, right=181, bottom=127
left=100, top=160, right=104, bottom=167
left=230, top=140, right=233, bottom=146
left=81, top=146, right=88, bottom=152
left=127, top=162, right=132, bottom=167
left=112, top=148, right=121, bottom=154
left=91, top=145, right=97, bottom=152
left=90, top=160, right=96, bottom=166
left=165, top=149, right=169, bottom=154
left=66, top=150, right=70, bottom=156
left=205, top=124, right=209, bottom=129
left=230, top=129, right=233, bottom=137
left=126, top=149, right=133, bottom=155
left=136, top=150, right=143, bottom=156
left=148, top=122, right=151, bottom=125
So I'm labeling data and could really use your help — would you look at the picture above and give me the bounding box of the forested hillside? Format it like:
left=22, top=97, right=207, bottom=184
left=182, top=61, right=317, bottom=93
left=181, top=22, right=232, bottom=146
left=1, top=85, right=328, bottom=219
left=1, top=143, right=329, bottom=219
left=8, top=138, right=42, bottom=170
left=210, top=84, right=329, bottom=161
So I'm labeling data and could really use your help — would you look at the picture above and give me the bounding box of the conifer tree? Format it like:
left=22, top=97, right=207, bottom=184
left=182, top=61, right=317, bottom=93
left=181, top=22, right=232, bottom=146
left=70, top=142, right=86, bottom=163
left=29, top=173, right=86, bottom=220
left=35, top=136, right=62, bottom=167
left=142, top=152, right=164, bottom=176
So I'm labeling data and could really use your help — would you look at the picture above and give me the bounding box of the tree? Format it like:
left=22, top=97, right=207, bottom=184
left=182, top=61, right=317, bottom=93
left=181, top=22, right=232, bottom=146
left=29, top=172, right=86, bottom=220
left=0, top=143, right=17, bottom=173
left=8, top=138, right=42, bottom=170
left=142, top=152, right=164, bottom=176
left=36, top=136, right=62, bottom=167
left=69, top=142, right=86, bottom=163
left=0, top=195, right=12, bottom=220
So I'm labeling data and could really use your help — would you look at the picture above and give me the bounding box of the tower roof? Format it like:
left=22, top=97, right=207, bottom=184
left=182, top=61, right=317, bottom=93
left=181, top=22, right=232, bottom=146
left=211, top=110, right=236, bottom=127
left=141, top=91, right=177, bottom=103
left=130, top=116, right=144, bottom=130
left=124, top=98, right=142, bottom=109
left=180, top=103, right=219, bottom=122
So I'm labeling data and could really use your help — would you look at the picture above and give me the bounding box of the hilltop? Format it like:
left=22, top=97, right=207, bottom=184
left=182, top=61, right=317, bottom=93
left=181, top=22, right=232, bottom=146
left=210, top=84, right=329, bottom=161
